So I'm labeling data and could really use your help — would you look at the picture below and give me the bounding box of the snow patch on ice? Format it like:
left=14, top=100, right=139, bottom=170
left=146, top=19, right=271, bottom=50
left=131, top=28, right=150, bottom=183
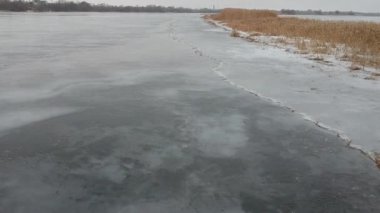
left=198, top=18, right=380, bottom=164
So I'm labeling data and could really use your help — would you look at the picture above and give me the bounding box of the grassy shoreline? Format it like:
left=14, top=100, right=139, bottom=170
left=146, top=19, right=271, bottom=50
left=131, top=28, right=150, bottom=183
left=206, top=9, right=380, bottom=71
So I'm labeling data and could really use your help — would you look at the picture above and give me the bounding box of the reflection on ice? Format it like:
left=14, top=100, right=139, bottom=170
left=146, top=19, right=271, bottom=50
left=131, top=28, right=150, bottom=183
left=0, top=108, right=79, bottom=132
left=192, top=114, right=248, bottom=157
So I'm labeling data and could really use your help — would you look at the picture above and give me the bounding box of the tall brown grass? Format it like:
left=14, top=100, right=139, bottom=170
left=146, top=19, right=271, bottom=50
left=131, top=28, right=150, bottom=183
left=209, top=9, right=380, bottom=69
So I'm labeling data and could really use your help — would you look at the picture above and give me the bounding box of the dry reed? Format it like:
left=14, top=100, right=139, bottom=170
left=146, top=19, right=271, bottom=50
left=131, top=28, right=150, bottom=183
left=209, top=9, right=380, bottom=69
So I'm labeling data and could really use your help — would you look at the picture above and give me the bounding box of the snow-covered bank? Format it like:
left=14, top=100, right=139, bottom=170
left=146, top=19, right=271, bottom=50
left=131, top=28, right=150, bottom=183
left=204, top=18, right=380, bottom=165
left=206, top=18, right=380, bottom=78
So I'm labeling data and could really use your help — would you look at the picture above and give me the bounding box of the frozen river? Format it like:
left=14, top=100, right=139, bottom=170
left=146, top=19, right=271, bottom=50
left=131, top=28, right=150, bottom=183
left=1, top=12, right=380, bottom=212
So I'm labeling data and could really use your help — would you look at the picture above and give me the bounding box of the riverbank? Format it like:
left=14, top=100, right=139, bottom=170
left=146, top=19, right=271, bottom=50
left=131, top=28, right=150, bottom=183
left=206, top=9, right=380, bottom=74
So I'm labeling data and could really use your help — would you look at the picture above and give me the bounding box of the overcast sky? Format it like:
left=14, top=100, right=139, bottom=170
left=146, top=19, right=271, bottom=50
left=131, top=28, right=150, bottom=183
left=83, top=0, right=380, bottom=13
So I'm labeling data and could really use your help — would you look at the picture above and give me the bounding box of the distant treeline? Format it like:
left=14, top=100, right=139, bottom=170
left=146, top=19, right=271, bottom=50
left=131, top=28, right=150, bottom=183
left=0, top=0, right=217, bottom=13
left=280, top=9, right=380, bottom=17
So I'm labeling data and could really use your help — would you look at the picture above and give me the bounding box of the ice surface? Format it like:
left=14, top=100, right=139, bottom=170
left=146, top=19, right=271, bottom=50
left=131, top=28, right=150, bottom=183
left=1, top=12, right=380, bottom=213
left=194, top=18, right=380, bottom=158
left=1, top=12, right=379, bottom=157
left=0, top=108, right=79, bottom=132
left=0, top=12, right=176, bottom=134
